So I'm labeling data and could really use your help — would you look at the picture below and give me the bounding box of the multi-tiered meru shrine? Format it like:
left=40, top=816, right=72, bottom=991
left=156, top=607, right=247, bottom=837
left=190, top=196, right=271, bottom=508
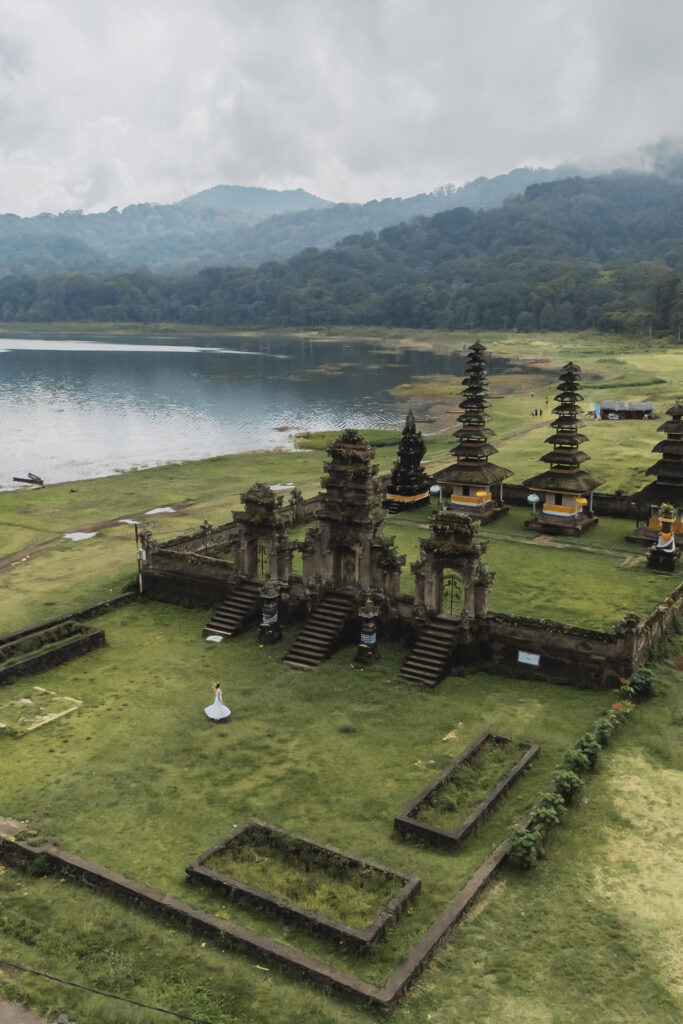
left=433, top=341, right=511, bottom=523
left=524, top=361, right=602, bottom=535
left=628, top=400, right=683, bottom=545
left=384, top=410, right=431, bottom=510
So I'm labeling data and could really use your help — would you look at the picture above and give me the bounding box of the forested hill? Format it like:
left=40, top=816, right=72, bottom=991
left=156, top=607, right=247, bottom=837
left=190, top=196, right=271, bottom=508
left=0, top=164, right=581, bottom=277
left=1, top=172, right=682, bottom=335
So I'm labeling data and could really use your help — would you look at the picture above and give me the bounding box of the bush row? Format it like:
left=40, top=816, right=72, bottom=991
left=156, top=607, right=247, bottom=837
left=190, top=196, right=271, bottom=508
left=506, top=667, right=658, bottom=869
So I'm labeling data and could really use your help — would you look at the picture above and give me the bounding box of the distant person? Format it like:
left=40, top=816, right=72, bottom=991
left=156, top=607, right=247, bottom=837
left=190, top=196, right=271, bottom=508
left=205, top=683, right=231, bottom=723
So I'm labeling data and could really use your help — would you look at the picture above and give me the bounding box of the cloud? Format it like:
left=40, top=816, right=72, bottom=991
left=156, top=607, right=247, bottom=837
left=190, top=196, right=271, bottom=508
left=0, top=0, right=682, bottom=215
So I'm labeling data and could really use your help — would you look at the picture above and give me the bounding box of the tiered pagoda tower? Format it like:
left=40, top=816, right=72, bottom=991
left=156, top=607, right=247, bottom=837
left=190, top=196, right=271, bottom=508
left=301, top=429, right=404, bottom=594
left=628, top=400, right=683, bottom=545
left=433, top=340, right=511, bottom=523
left=524, top=361, right=602, bottom=535
left=384, top=410, right=431, bottom=511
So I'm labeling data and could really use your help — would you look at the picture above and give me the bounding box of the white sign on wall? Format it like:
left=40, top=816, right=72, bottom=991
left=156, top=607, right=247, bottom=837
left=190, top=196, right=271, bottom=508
left=518, top=650, right=540, bottom=666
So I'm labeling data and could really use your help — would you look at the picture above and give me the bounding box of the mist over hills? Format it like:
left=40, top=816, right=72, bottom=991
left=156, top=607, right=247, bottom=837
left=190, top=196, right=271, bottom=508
left=1, top=171, right=681, bottom=337
left=0, top=163, right=586, bottom=277
left=178, top=184, right=334, bottom=213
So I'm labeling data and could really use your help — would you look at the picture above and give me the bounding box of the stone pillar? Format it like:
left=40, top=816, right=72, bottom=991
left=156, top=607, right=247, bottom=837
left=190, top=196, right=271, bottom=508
left=413, top=561, right=426, bottom=609
left=461, top=565, right=476, bottom=617
left=474, top=568, right=495, bottom=617
left=276, top=542, right=293, bottom=582
left=355, top=597, right=380, bottom=664
left=258, top=578, right=282, bottom=644
left=423, top=556, right=440, bottom=614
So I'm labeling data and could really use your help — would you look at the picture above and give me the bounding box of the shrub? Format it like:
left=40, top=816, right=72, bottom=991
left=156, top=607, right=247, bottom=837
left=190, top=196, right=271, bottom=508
left=594, top=718, right=616, bottom=745
left=528, top=805, right=561, bottom=831
left=537, top=791, right=566, bottom=812
left=563, top=747, right=591, bottom=773
left=575, top=735, right=601, bottom=770
left=506, top=825, right=545, bottom=870
left=630, top=666, right=657, bottom=699
left=552, top=769, right=584, bottom=802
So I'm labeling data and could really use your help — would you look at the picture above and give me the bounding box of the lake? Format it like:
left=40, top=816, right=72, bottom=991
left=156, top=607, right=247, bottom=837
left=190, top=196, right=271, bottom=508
left=0, top=333, right=508, bottom=490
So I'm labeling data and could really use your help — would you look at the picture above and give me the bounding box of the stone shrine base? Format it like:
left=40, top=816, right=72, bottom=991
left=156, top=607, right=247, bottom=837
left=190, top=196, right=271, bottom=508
left=452, top=502, right=509, bottom=525
left=626, top=525, right=660, bottom=546
left=647, top=546, right=680, bottom=572
left=524, top=512, right=599, bottom=537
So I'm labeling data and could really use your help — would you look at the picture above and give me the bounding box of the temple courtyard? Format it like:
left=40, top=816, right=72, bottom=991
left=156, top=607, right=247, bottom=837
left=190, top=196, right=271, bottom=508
left=0, top=598, right=681, bottom=1024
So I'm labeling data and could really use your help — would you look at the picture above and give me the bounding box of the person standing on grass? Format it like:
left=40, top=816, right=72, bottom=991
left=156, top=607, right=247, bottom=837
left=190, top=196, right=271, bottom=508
left=205, top=683, right=231, bottom=723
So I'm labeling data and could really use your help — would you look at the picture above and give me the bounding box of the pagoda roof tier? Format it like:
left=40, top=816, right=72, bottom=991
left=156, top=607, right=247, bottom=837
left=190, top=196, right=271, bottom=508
left=632, top=480, right=683, bottom=505
left=469, top=340, right=487, bottom=353
left=657, top=419, right=683, bottom=435
left=523, top=468, right=602, bottom=493
left=460, top=397, right=491, bottom=409
left=434, top=461, right=512, bottom=486
left=543, top=432, right=589, bottom=446
left=552, top=405, right=583, bottom=417
left=646, top=460, right=683, bottom=480
left=451, top=442, right=500, bottom=458
left=559, top=361, right=581, bottom=377
left=664, top=401, right=683, bottom=418
left=452, top=426, right=496, bottom=439
left=554, top=391, right=584, bottom=400
left=651, top=439, right=683, bottom=456
left=550, top=416, right=582, bottom=429
left=540, top=449, right=590, bottom=466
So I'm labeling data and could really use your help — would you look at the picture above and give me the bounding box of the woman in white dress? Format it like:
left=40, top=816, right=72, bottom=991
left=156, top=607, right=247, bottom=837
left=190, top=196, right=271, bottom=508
left=205, top=683, right=231, bottom=723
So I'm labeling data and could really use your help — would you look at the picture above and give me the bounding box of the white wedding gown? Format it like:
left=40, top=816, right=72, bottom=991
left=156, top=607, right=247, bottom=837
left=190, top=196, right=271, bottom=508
left=205, top=688, right=231, bottom=721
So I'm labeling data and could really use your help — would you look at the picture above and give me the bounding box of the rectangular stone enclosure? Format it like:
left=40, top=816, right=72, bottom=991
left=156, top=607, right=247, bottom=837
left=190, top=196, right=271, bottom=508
left=394, top=731, right=540, bottom=848
left=186, top=820, right=421, bottom=949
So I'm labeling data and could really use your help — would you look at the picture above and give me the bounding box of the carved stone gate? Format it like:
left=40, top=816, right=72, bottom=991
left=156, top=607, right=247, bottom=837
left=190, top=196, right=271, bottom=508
left=412, top=508, right=494, bottom=619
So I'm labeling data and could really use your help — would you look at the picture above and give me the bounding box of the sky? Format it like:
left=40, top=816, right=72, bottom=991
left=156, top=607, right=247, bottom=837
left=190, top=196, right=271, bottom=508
left=1, top=0, right=682, bottom=216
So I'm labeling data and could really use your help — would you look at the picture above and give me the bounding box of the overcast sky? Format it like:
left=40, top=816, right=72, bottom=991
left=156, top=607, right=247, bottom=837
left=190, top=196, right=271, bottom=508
left=1, top=0, right=682, bottom=216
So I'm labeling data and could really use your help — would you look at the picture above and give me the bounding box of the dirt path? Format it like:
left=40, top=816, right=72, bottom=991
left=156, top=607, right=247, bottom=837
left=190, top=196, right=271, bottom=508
left=389, top=516, right=642, bottom=561
left=0, top=500, right=199, bottom=574
left=0, top=1001, right=46, bottom=1024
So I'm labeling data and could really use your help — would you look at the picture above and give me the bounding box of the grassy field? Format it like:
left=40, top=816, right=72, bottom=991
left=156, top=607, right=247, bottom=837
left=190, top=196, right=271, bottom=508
left=386, top=503, right=674, bottom=629
left=0, top=326, right=681, bottom=1022
left=0, top=600, right=680, bottom=1024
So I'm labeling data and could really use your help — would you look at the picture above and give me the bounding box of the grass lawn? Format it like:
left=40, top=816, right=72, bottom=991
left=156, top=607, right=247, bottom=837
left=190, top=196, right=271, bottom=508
left=387, top=503, right=674, bottom=629
left=0, top=601, right=680, bottom=1024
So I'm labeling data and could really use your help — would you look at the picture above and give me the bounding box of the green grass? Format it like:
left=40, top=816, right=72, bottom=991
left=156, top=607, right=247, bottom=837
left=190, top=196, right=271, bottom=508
left=0, top=602, right=680, bottom=1024
left=418, top=738, right=523, bottom=830
left=1, top=326, right=682, bottom=1021
left=294, top=429, right=403, bottom=451
left=0, top=685, right=80, bottom=736
left=208, top=827, right=401, bottom=928
left=388, top=503, right=674, bottom=629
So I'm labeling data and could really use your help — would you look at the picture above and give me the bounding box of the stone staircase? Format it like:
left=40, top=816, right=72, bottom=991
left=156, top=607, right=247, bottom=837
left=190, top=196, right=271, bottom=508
left=400, top=616, right=460, bottom=688
left=204, top=580, right=262, bottom=637
left=284, top=592, right=355, bottom=668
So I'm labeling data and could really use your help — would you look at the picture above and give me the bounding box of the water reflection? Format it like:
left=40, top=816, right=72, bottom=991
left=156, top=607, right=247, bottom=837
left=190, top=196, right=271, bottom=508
left=0, top=334, right=505, bottom=489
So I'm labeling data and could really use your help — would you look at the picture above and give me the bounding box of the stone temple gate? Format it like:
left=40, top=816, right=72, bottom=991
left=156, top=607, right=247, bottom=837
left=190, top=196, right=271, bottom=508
left=230, top=482, right=293, bottom=581
left=411, top=508, right=494, bottom=619
left=300, top=429, right=404, bottom=599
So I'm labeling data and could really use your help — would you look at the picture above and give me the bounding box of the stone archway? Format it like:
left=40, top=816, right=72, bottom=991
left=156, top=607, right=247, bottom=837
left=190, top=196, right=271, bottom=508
left=440, top=568, right=463, bottom=618
left=412, top=508, right=494, bottom=620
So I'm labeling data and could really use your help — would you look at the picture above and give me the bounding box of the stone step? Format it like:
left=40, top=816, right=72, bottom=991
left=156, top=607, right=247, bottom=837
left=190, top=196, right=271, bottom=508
left=204, top=583, right=261, bottom=638
left=283, top=593, right=354, bottom=667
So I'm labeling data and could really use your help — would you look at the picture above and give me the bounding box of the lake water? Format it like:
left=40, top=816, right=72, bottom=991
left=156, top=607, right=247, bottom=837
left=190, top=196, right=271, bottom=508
left=0, top=333, right=509, bottom=490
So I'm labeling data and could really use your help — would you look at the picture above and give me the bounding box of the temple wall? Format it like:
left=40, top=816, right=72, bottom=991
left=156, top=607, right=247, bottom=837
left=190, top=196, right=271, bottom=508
left=482, top=613, right=631, bottom=687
